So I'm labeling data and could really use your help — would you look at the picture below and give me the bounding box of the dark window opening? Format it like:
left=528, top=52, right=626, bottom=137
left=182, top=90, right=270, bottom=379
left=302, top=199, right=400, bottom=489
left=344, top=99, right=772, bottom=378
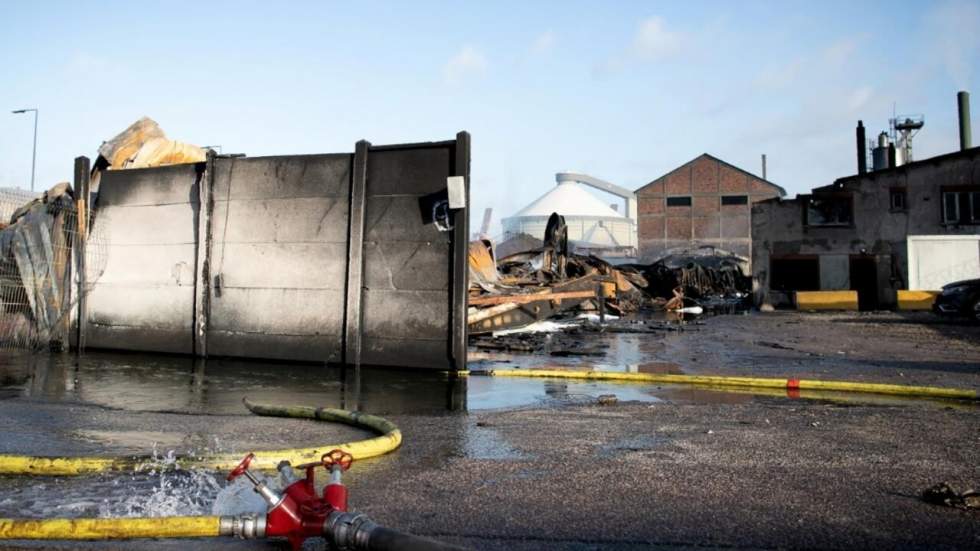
left=942, top=189, right=980, bottom=224
left=722, top=195, right=748, bottom=205
left=889, top=189, right=906, bottom=211
left=666, top=196, right=692, bottom=207
left=770, top=257, right=820, bottom=291
left=805, top=195, right=853, bottom=227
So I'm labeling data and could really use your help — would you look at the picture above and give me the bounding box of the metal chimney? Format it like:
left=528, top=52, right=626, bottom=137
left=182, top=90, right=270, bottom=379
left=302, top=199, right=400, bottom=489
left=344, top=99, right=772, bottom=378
left=761, top=154, right=767, bottom=180
left=856, top=120, right=867, bottom=174
left=958, top=91, right=972, bottom=150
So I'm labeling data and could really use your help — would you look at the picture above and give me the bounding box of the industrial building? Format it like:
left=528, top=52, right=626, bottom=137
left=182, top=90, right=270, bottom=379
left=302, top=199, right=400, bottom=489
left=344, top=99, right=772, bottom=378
left=634, top=154, right=785, bottom=263
left=501, top=173, right=638, bottom=258
left=752, top=92, right=980, bottom=310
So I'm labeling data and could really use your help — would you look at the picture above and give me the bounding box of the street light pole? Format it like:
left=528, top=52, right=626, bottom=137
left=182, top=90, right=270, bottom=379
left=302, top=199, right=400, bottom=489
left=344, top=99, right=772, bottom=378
left=11, top=108, right=38, bottom=192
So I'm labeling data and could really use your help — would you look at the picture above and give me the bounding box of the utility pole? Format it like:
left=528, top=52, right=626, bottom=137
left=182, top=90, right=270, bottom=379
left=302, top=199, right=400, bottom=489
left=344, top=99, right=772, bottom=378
left=11, top=108, right=39, bottom=192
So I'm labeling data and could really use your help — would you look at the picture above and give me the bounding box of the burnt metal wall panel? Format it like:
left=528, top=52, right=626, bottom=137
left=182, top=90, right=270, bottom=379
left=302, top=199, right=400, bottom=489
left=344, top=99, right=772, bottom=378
left=83, top=137, right=468, bottom=369
left=205, top=154, right=352, bottom=362
left=86, top=164, right=202, bottom=354
left=359, top=146, right=454, bottom=368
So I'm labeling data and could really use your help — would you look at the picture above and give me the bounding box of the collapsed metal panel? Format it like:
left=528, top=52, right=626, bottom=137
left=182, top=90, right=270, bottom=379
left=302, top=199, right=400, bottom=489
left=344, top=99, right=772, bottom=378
left=85, top=164, right=202, bottom=353
left=205, top=154, right=352, bottom=362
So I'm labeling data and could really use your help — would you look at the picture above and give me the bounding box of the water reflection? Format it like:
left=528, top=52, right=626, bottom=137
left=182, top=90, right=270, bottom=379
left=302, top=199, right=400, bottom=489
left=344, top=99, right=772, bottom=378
left=0, top=352, right=468, bottom=415
left=0, top=338, right=762, bottom=416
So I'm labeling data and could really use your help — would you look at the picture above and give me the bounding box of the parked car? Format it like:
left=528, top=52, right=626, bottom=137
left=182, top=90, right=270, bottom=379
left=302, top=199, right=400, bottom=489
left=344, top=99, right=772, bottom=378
left=933, top=278, right=980, bottom=322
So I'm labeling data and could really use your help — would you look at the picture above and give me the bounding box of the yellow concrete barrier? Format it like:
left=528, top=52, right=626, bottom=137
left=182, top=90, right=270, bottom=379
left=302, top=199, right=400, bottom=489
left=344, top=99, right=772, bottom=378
left=795, top=290, right=858, bottom=310
left=897, top=290, right=939, bottom=310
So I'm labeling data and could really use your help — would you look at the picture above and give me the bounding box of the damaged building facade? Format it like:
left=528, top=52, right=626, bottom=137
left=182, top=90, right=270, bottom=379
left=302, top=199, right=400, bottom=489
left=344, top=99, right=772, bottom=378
left=635, top=154, right=785, bottom=263
left=753, top=94, right=980, bottom=310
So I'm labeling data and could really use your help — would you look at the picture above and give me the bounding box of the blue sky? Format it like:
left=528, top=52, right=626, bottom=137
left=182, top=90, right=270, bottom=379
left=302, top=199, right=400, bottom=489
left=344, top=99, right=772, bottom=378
left=2, top=0, right=978, bottom=236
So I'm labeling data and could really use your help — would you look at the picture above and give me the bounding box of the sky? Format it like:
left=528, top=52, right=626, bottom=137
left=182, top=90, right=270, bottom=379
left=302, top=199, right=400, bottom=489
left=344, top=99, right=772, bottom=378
left=2, top=0, right=979, bottom=236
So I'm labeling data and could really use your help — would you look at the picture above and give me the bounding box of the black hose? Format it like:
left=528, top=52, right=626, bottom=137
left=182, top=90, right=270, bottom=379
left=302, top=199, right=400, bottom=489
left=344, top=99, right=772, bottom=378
left=361, top=525, right=468, bottom=551
left=325, top=511, right=469, bottom=551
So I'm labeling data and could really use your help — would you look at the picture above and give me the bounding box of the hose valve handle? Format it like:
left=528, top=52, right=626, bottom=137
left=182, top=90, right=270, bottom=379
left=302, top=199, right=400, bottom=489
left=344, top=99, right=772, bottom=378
left=226, top=452, right=283, bottom=508
left=321, top=449, right=353, bottom=473
left=227, top=453, right=256, bottom=482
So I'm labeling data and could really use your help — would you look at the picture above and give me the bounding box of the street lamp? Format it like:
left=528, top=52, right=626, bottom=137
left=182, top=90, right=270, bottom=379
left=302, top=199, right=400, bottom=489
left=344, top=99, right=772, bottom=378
left=11, top=108, right=38, bottom=192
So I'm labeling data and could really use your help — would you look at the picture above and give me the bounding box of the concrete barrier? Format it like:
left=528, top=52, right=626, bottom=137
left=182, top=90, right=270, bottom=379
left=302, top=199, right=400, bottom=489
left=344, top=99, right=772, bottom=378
left=896, top=290, right=939, bottom=310
left=795, top=290, right=858, bottom=310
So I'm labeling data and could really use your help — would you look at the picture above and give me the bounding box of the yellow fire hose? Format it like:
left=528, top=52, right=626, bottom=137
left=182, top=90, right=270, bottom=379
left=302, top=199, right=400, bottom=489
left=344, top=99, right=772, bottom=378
left=0, top=399, right=403, bottom=541
left=0, top=399, right=402, bottom=476
left=0, top=516, right=222, bottom=540
left=465, top=369, right=979, bottom=401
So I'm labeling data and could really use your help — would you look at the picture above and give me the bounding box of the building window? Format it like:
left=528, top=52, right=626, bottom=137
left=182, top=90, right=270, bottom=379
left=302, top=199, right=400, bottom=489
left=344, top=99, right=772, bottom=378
left=942, top=189, right=980, bottom=224
left=804, top=195, right=853, bottom=227
left=666, top=196, right=692, bottom=207
left=889, top=189, right=906, bottom=211
left=721, top=195, right=748, bottom=205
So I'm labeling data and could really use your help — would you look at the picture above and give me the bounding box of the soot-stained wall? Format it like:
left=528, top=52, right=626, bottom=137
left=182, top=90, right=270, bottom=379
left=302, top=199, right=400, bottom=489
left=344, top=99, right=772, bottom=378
left=83, top=135, right=470, bottom=370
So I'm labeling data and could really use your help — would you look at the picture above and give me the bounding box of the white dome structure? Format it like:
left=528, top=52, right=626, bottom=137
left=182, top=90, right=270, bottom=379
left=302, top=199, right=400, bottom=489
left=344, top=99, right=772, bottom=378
left=501, top=174, right=637, bottom=256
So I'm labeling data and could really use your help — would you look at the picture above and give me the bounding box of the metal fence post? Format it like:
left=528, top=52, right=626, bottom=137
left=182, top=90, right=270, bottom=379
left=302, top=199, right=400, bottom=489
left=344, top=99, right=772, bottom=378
left=73, top=156, right=90, bottom=353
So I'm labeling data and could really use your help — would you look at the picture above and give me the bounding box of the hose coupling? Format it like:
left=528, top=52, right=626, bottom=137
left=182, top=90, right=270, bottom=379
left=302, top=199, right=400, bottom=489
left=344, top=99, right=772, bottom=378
left=219, top=514, right=267, bottom=539
left=323, top=510, right=377, bottom=551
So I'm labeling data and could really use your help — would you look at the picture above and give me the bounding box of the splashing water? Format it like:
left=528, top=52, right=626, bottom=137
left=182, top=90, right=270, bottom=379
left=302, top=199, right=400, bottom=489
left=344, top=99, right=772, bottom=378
left=97, top=447, right=225, bottom=518
left=211, top=472, right=279, bottom=516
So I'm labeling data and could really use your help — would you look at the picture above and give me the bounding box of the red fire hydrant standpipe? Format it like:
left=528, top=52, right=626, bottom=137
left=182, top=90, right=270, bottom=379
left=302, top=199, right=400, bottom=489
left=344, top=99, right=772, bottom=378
left=226, top=450, right=464, bottom=551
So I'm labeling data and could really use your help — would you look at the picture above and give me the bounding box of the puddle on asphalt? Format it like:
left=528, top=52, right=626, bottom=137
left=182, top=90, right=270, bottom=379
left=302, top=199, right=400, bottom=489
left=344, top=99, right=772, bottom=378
left=0, top=330, right=966, bottom=521
left=73, top=430, right=187, bottom=451
left=0, top=338, right=754, bottom=420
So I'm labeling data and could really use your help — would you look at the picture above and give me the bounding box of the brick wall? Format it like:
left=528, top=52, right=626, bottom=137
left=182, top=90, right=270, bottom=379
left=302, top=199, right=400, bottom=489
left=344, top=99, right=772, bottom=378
left=636, top=154, right=782, bottom=263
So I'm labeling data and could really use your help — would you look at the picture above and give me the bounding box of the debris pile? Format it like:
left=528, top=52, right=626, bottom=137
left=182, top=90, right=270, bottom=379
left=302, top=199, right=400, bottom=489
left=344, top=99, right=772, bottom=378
left=468, top=213, right=644, bottom=334
left=0, top=117, right=203, bottom=351
left=0, top=184, right=80, bottom=349
left=468, top=216, right=751, bottom=334
left=625, top=246, right=750, bottom=300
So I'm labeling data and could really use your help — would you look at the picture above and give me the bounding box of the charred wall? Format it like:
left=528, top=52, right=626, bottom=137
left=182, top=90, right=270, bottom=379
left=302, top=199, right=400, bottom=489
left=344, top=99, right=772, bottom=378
left=82, top=135, right=470, bottom=370
left=752, top=147, right=980, bottom=309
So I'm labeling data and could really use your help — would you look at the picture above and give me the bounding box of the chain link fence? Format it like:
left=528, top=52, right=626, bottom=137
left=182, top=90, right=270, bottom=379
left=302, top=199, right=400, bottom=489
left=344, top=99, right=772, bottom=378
left=0, top=187, right=108, bottom=351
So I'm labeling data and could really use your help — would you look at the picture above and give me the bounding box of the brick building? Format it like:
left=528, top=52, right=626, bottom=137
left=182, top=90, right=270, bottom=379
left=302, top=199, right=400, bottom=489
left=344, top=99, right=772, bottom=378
left=635, top=154, right=785, bottom=262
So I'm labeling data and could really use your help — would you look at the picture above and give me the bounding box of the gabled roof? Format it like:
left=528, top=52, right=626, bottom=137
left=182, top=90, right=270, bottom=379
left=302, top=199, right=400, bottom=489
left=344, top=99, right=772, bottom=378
left=634, top=153, right=787, bottom=196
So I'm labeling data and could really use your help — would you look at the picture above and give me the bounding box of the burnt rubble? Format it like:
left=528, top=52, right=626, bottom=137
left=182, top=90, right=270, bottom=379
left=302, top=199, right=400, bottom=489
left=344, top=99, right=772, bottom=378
left=468, top=213, right=750, bottom=335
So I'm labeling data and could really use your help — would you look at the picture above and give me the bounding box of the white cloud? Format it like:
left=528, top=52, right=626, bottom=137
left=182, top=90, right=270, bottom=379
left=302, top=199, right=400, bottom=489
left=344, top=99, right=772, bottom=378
left=530, top=31, right=556, bottom=55
left=595, top=16, right=687, bottom=75
left=444, top=46, right=487, bottom=85
left=630, top=16, right=683, bottom=61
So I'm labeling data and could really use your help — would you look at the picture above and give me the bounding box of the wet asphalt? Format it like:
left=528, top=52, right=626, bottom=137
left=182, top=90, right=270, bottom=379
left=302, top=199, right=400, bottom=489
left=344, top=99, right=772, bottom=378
left=0, top=311, right=978, bottom=550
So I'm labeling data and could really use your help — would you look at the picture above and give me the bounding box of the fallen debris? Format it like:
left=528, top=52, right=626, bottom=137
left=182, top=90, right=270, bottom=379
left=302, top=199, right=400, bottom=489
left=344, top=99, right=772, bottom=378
left=468, top=219, right=750, bottom=335
left=921, top=482, right=980, bottom=510
left=596, top=394, right=618, bottom=406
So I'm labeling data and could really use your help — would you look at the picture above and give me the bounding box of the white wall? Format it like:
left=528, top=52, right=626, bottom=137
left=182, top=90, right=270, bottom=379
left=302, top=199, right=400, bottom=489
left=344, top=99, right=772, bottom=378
left=908, top=235, right=980, bottom=290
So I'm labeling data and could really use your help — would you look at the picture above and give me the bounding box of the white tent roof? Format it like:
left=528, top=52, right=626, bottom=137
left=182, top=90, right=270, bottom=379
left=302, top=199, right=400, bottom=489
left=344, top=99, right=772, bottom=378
left=511, top=182, right=624, bottom=218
